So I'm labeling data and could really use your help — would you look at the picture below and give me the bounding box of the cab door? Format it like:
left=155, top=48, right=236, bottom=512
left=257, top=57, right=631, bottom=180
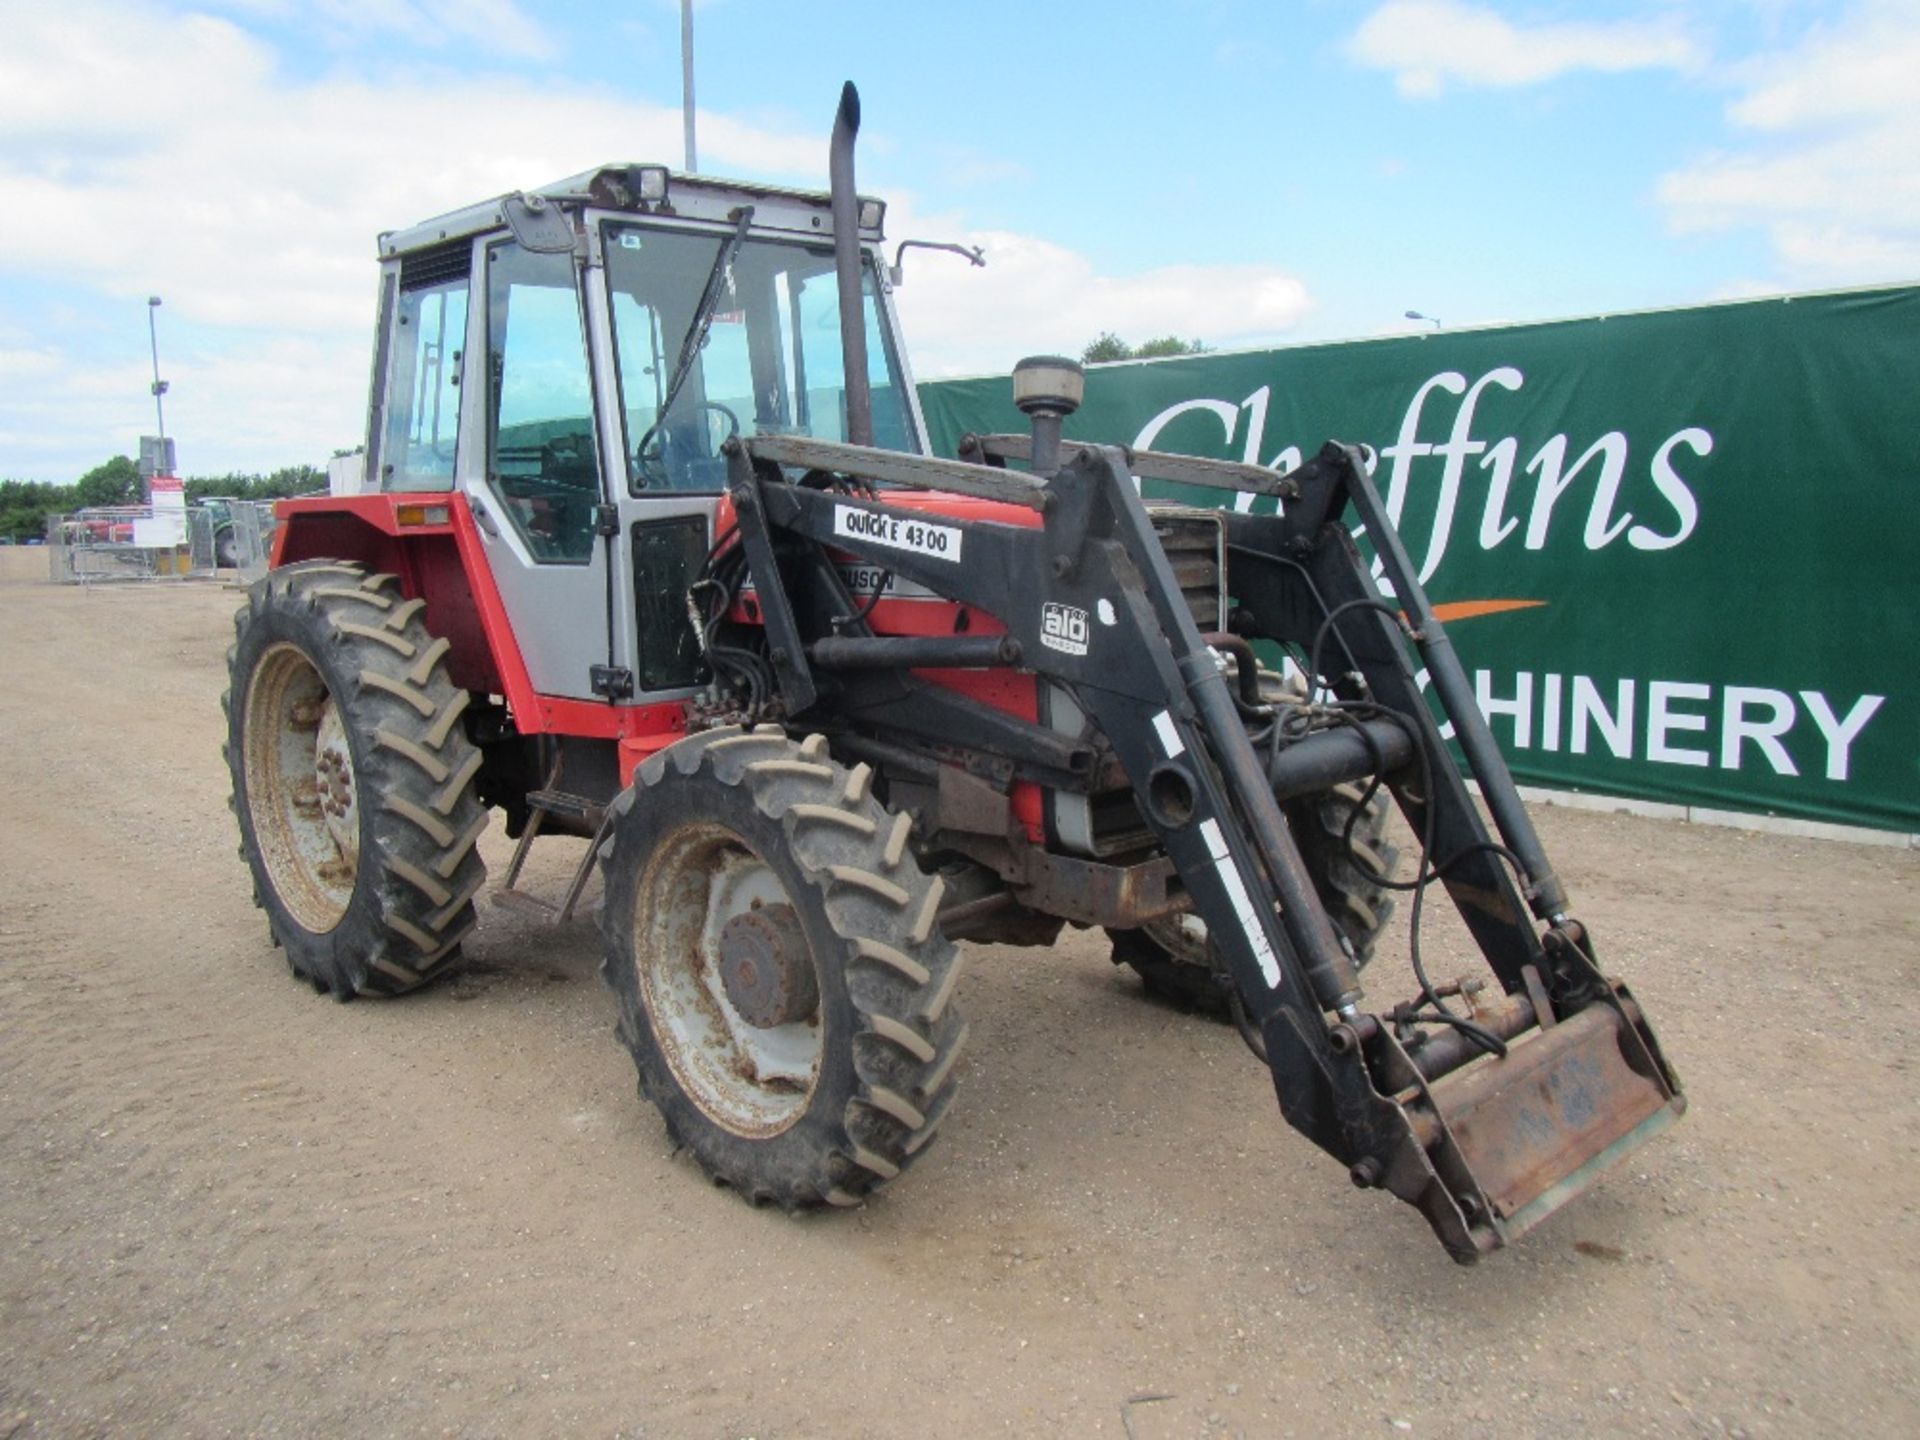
left=461, top=236, right=612, bottom=701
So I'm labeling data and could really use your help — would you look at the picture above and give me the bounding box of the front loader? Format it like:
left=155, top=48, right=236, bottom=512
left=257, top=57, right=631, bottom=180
left=225, top=84, right=1681, bottom=1262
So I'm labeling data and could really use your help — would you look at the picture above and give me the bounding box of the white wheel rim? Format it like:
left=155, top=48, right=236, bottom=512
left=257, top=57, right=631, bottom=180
left=632, top=823, right=823, bottom=1138
left=243, top=642, right=358, bottom=933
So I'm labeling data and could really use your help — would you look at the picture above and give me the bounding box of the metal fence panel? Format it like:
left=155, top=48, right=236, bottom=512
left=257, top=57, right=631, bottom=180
left=42, top=507, right=256, bottom=584
left=44, top=514, right=67, bottom=583
left=45, top=509, right=187, bottom=583
left=186, top=509, right=219, bottom=576
left=233, top=502, right=278, bottom=585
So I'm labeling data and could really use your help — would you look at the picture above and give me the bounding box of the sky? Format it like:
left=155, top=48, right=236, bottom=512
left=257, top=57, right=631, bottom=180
left=1, top=0, right=1915, bottom=482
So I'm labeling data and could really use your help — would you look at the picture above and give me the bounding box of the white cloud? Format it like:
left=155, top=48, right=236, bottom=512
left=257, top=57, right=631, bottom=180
left=0, top=1, right=1316, bottom=478
left=1658, top=1, right=1920, bottom=281
left=885, top=202, right=1310, bottom=380
left=0, top=338, right=372, bottom=475
left=0, top=1, right=830, bottom=474
left=1349, top=1, right=1701, bottom=98
left=0, top=5, right=825, bottom=333
left=0, top=346, right=66, bottom=382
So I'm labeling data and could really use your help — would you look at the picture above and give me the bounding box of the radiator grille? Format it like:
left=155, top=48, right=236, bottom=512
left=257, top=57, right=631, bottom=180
left=1067, top=506, right=1227, bottom=857
left=1148, top=505, right=1226, bottom=633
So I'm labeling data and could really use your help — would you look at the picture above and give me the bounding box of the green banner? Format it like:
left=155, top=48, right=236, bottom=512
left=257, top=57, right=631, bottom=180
left=921, top=287, right=1920, bottom=833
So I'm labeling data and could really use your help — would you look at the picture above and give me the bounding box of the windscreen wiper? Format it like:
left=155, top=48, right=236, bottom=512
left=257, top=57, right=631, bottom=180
left=654, top=205, right=755, bottom=431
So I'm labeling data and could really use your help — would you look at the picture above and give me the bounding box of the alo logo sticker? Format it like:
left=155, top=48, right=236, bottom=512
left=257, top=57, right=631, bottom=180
left=1040, top=602, right=1090, bottom=657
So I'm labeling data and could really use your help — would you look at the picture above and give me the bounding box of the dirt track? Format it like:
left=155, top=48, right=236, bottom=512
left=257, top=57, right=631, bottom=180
left=2, top=546, right=1916, bottom=1439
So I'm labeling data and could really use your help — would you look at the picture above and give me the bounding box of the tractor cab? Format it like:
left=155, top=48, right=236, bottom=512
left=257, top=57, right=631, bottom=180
left=357, top=163, right=922, bottom=704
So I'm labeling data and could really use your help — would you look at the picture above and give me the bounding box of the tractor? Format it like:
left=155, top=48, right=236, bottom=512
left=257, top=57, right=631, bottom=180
left=197, top=496, right=242, bottom=569
left=225, top=85, right=1682, bottom=1262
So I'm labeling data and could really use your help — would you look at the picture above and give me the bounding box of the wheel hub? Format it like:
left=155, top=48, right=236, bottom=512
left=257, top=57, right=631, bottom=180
left=630, top=829, right=824, bottom=1137
left=716, top=904, right=817, bottom=1028
left=312, top=700, right=359, bottom=868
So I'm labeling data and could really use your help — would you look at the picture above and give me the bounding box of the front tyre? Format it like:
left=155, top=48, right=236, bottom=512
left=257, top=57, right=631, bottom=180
left=224, top=561, right=490, bottom=997
left=599, top=727, right=966, bottom=1210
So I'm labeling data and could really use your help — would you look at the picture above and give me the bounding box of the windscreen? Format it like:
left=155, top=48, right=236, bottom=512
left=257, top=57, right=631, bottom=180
left=604, top=223, right=915, bottom=493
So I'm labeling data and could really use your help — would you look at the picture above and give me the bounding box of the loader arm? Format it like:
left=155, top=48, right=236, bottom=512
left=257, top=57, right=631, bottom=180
left=722, top=432, right=1683, bottom=1261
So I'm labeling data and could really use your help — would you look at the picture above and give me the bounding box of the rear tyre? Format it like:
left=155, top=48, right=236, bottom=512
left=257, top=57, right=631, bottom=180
left=224, top=560, right=490, bottom=997
left=599, top=726, right=966, bottom=1210
left=1112, top=780, right=1399, bottom=1015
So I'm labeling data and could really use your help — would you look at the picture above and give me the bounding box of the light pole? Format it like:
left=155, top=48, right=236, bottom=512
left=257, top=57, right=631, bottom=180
left=1405, top=309, right=1442, bottom=330
left=146, top=295, right=170, bottom=471
left=680, top=0, right=697, bottom=172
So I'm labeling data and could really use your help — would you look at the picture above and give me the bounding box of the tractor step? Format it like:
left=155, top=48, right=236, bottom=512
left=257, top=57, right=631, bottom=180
left=490, top=849, right=603, bottom=926
left=524, top=788, right=604, bottom=822
left=492, top=886, right=559, bottom=918
left=492, top=767, right=608, bottom=925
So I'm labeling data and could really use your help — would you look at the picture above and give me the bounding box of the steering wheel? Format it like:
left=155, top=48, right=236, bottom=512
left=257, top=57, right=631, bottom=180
left=634, top=401, right=742, bottom=489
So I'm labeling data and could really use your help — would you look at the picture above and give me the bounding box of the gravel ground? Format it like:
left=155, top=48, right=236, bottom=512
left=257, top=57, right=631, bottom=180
left=2, top=548, right=1915, bottom=1439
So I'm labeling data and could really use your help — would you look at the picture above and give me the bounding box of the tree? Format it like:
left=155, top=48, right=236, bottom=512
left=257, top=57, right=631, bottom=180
left=1135, top=335, right=1213, bottom=359
left=0, top=479, right=64, bottom=542
left=73, top=455, right=142, bottom=509
left=183, top=466, right=326, bottom=504
left=1081, top=333, right=1213, bottom=364
left=263, top=464, right=327, bottom=497
left=0, top=457, right=333, bottom=542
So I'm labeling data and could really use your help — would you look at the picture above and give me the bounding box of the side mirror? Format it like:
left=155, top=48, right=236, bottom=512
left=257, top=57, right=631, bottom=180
left=888, top=239, right=987, bottom=288
left=503, top=193, right=576, bottom=254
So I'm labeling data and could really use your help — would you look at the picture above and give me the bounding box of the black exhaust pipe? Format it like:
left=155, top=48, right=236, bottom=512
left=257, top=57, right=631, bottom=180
left=829, top=81, right=874, bottom=448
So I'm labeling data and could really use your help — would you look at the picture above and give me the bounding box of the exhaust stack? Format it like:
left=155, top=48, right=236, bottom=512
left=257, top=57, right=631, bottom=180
left=829, top=82, right=874, bottom=448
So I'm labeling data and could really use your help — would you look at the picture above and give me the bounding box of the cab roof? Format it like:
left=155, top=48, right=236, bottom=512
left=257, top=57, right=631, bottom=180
left=377, top=166, right=885, bottom=259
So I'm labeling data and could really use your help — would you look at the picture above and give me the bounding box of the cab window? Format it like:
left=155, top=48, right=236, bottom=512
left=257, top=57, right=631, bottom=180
left=485, top=241, right=602, bottom=562
left=605, top=224, right=914, bottom=494
left=379, top=258, right=468, bottom=492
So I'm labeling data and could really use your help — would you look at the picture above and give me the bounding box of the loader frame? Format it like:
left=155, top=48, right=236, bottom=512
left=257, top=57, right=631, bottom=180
left=721, top=428, right=1685, bottom=1261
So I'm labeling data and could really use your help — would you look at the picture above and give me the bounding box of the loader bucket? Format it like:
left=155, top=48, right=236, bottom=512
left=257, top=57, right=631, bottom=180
left=1377, top=986, right=1684, bottom=1261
